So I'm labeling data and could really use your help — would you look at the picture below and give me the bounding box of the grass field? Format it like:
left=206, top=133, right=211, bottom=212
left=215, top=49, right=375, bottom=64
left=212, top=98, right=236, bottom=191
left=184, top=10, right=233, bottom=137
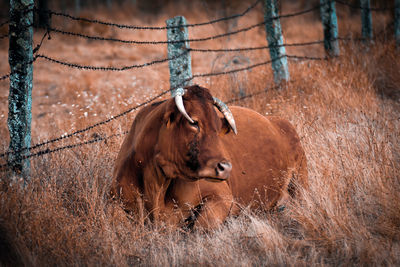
left=0, top=1, right=399, bottom=266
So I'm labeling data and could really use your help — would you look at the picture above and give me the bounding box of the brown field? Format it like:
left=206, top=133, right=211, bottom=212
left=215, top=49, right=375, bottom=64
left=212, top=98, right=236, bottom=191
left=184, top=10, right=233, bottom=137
left=0, top=1, right=399, bottom=266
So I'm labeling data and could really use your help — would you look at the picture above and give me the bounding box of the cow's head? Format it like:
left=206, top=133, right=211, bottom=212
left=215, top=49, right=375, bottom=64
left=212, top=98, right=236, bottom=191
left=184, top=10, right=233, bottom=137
left=155, top=85, right=236, bottom=183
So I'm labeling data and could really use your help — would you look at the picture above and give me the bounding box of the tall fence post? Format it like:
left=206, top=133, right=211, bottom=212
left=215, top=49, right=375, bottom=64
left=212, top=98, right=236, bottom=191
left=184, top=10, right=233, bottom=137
left=360, top=0, right=373, bottom=41
left=263, top=0, right=290, bottom=84
left=320, top=0, right=340, bottom=57
left=8, top=0, right=34, bottom=182
left=166, top=16, right=192, bottom=95
left=395, top=0, right=400, bottom=47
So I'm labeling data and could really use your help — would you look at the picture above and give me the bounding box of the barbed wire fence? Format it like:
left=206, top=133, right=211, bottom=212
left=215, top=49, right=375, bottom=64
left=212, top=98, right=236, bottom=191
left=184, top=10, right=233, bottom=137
left=0, top=0, right=397, bottom=173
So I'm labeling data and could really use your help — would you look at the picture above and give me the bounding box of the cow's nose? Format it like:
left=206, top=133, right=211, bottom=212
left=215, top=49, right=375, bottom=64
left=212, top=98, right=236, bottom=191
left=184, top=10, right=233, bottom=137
left=216, top=161, right=232, bottom=179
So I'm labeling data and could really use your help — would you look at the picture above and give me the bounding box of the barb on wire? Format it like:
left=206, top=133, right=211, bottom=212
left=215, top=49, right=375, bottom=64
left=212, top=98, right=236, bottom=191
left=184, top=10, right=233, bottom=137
left=0, top=20, right=9, bottom=28
left=0, top=131, right=128, bottom=171
left=34, top=50, right=188, bottom=71
left=0, top=73, right=10, bottom=81
left=334, top=0, right=394, bottom=11
left=0, top=34, right=8, bottom=40
left=48, top=4, right=321, bottom=45
left=43, top=0, right=261, bottom=30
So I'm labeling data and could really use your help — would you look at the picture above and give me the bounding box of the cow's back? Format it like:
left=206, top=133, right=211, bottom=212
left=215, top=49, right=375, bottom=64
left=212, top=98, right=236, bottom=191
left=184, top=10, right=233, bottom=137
left=222, top=106, right=307, bottom=210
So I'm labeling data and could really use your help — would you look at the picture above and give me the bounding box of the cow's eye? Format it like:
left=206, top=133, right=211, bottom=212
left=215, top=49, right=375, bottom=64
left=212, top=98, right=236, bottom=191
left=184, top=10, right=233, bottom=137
left=188, top=120, right=199, bottom=131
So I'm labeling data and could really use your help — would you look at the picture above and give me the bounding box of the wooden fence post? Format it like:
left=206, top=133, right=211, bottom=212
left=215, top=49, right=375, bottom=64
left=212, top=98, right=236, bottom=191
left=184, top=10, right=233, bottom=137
left=320, top=0, right=340, bottom=57
left=360, top=0, right=373, bottom=41
left=8, top=0, right=34, bottom=182
left=263, top=0, right=290, bottom=84
left=166, top=16, right=192, bottom=95
left=396, top=0, right=400, bottom=47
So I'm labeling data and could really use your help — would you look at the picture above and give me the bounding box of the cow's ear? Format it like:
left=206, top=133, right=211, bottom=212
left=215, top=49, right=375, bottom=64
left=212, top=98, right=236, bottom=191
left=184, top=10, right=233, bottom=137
left=166, top=111, right=175, bottom=129
left=163, top=103, right=176, bottom=128
left=220, top=118, right=231, bottom=135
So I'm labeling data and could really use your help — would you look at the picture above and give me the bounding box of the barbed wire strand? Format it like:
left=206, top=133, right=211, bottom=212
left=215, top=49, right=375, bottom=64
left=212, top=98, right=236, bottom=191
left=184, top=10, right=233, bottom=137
left=0, top=54, right=326, bottom=160
left=0, top=77, right=294, bottom=169
left=225, top=83, right=283, bottom=105
left=33, top=40, right=326, bottom=71
left=334, top=0, right=394, bottom=11
left=34, top=50, right=188, bottom=71
left=0, top=73, right=10, bottom=81
left=0, top=131, right=128, bottom=171
left=6, top=42, right=331, bottom=84
left=0, top=36, right=369, bottom=80
left=0, top=70, right=201, bottom=157
left=0, top=81, right=284, bottom=170
left=48, top=21, right=263, bottom=45
left=0, top=76, right=284, bottom=172
left=1, top=63, right=317, bottom=168
left=48, top=4, right=322, bottom=45
left=192, top=54, right=325, bottom=79
left=43, top=0, right=262, bottom=30
left=1, top=81, right=282, bottom=169
left=190, top=40, right=325, bottom=53
left=0, top=89, right=171, bottom=159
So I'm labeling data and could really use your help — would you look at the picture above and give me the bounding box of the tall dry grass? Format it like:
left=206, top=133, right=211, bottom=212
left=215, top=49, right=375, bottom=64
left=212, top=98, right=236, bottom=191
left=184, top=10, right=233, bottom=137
left=0, top=1, right=399, bottom=266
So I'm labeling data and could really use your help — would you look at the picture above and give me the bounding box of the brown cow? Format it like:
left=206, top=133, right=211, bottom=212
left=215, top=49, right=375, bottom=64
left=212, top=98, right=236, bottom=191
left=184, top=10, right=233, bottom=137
left=111, top=85, right=307, bottom=229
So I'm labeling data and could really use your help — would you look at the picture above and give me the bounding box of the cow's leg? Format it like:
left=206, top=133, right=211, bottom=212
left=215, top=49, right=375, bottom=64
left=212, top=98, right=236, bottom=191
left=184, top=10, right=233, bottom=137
left=193, top=194, right=235, bottom=230
left=186, top=181, right=237, bottom=230
left=157, top=202, right=191, bottom=228
left=156, top=180, right=237, bottom=230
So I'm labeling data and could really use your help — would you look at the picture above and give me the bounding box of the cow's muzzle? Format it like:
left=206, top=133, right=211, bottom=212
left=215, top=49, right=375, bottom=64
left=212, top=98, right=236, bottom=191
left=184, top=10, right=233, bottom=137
left=199, top=161, right=232, bottom=182
left=216, top=161, right=232, bottom=179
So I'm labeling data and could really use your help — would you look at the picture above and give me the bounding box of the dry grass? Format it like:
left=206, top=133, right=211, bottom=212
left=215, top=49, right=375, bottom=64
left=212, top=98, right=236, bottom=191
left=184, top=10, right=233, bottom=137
left=0, top=1, right=399, bottom=266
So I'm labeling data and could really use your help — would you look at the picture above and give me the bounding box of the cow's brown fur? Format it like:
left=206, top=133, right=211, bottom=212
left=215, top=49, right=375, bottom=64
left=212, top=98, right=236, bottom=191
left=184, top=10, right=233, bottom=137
left=111, top=85, right=308, bottom=229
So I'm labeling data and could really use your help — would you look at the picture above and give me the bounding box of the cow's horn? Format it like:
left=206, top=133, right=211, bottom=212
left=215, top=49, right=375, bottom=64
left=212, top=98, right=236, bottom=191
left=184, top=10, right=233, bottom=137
left=173, top=88, right=194, bottom=124
left=213, top=97, right=237, bottom=135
